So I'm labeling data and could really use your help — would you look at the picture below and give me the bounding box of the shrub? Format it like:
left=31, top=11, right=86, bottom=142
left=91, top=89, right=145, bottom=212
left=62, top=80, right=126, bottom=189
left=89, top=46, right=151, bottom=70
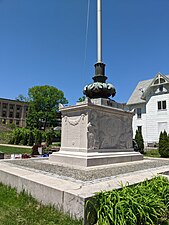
left=14, top=128, right=22, bottom=145
left=20, top=129, right=29, bottom=146
left=159, top=131, right=169, bottom=157
left=135, top=129, right=144, bottom=153
left=45, top=131, right=53, bottom=146
left=28, top=130, right=34, bottom=146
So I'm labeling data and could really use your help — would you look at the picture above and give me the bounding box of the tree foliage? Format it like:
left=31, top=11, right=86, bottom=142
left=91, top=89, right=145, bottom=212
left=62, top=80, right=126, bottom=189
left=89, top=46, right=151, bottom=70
left=134, top=129, right=144, bottom=154
left=26, top=85, right=68, bottom=130
left=77, top=96, right=86, bottom=103
left=15, top=94, right=29, bottom=102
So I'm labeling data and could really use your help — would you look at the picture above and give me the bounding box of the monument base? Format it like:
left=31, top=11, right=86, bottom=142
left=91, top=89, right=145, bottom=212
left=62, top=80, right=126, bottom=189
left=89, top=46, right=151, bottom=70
left=49, top=98, right=143, bottom=167
left=50, top=150, right=143, bottom=167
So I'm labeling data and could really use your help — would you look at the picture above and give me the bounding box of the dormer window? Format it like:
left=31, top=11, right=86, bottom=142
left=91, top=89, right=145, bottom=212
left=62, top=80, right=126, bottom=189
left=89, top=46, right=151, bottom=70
left=152, top=74, right=167, bottom=86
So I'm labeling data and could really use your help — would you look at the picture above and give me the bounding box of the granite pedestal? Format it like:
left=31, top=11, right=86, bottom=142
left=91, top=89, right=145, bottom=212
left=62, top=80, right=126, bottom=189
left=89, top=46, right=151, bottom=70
left=49, top=98, right=143, bottom=167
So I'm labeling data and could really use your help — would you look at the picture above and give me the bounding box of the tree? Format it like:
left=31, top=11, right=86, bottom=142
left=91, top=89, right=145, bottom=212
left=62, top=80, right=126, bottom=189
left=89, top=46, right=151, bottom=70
left=135, top=129, right=144, bottom=154
left=15, top=94, right=29, bottom=102
left=26, top=85, right=68, bottom=130
left=77, top=96, right=86, bottom=103
left=159, top=131, right=169, bottom=157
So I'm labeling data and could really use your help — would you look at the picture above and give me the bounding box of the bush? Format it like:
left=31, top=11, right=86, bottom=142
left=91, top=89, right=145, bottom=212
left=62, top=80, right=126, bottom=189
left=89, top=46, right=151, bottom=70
left=20, top=129, right=29, bottom=145
left=28, top=130, right=34, bottom=146
left=45, top=130, right=53, bottom=146
left=159, top=131, right=169, bottom=157
left=135, top=129, right=144, bottom=153
left=34, top=129, right=42, bottom=145
left=14, top=129, right=22, bottom=145
left=9, top=128, right=59, bottom=147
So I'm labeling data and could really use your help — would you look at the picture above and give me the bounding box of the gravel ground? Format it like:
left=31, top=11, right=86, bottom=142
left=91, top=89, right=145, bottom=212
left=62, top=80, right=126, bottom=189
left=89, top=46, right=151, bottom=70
left=4, top=157, right=169, bottom=183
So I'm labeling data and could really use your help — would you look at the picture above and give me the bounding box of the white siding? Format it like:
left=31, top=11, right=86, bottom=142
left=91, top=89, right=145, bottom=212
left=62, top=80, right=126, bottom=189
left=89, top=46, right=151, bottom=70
left=131, top=93, right=169, bottom=146
left=146, top=94, right=169, bottom=143
left=130, top=103, right=147, bottom=142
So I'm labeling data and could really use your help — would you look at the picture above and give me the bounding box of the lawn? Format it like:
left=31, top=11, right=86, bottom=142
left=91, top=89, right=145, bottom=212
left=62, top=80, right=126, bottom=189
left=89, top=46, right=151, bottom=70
left=144, top=148, right=161, bottom=158
left=0, top=145, right=32, bottom=155
left=0, top=183, right=81, bottom=225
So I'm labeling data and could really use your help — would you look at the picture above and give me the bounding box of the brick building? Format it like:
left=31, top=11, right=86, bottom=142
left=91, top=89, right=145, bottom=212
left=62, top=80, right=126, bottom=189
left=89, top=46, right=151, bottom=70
left=0, top=98, right=28, bottom=127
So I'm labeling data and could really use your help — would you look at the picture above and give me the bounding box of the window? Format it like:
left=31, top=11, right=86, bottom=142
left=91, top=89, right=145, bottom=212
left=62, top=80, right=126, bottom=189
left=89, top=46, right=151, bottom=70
left=2, top=111, right=6, bottom=117
left=159, top=85, right=163, bottom=92
left=158, top=101, right=166, bottom=110
left=9, top=105, right=14, bottom=110
left=2, top=119, right=6, bottom=124
left=154, top=79, right=159, bottom=85
left=137, top=108, right=141, bottom=119
left=160, top=78, right=165, bottom=83
left=9, top=119, right=13, bottom=124
left=16, top=112, right=20, bottom=118
left=16, top=105, right=21, bottom=111
left=9, top=112, right=13, bottom=118
left=153, top=75, right=167, bottom=86
left=2, top=103, right=7, bottom=109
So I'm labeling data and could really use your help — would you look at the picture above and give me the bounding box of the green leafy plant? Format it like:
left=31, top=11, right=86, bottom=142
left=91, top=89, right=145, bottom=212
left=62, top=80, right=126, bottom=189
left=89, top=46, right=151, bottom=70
left=86, top=176, right=169, bottom=225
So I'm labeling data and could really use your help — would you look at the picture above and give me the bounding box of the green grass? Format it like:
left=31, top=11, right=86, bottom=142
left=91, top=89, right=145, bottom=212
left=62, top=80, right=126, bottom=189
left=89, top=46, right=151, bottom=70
left=0, top=145, right=32, bottom=154
left=144, top=148, right=161, bottom=158
left=50, top=142, right=61, bottom=147
left=0, top=183, right=81, bottom=225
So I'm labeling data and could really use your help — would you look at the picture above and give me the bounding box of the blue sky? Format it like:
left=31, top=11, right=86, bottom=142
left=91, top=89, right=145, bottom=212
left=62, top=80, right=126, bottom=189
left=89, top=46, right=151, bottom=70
left=0, top=0, right=169, bottom=105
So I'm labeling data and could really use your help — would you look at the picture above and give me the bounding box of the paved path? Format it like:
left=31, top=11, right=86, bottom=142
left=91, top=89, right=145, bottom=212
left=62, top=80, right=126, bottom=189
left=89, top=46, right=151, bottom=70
left=0, top=144, right=32, bottom=149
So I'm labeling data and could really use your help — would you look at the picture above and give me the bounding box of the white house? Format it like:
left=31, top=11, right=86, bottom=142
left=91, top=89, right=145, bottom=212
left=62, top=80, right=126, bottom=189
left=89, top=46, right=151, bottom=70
left=127, top=72, right=169, bottom=147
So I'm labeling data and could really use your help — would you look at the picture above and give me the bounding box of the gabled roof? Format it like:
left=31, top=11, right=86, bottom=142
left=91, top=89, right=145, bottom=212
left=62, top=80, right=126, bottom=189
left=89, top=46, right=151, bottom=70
left=127, top=73, right=169, bottom=105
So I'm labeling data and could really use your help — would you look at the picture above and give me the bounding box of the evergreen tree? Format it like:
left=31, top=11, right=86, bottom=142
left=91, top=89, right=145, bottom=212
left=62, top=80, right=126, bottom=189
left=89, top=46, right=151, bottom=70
left=159, top=130, right=169, bottom=157
left=135, top=129, right=144, bottom=154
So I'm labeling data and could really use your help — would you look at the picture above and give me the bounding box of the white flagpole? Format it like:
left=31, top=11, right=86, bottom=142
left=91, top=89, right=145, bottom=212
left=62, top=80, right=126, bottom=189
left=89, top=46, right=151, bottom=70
left=97, top=0, right=102, bottom=63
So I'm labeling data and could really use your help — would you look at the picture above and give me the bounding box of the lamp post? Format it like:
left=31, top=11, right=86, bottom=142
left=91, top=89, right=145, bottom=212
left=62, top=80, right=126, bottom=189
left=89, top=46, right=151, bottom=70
left=83, top=0, right=116, bottom=99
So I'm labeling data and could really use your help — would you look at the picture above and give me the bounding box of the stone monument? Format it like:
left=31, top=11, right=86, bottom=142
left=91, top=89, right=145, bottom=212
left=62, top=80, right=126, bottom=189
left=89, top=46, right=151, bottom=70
left=49, top=0, right=143, bottom=167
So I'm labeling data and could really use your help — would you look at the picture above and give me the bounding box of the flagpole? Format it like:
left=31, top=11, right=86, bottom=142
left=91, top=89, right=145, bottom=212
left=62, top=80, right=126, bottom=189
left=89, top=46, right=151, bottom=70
left=83, top=0, right=116, bottom=99
left=97, top=0, right=102, bottom=63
